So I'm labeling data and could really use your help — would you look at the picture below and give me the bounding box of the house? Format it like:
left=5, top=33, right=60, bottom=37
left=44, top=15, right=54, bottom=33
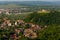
left=38, top=9, right=50, bottom=13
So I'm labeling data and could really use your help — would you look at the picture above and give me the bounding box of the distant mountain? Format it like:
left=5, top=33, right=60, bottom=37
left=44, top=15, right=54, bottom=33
left=0, top=1, right=60, bottom=6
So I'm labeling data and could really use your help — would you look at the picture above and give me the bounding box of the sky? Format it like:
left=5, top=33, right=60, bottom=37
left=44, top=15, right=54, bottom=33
left=0, top=0, right=60, bottom=1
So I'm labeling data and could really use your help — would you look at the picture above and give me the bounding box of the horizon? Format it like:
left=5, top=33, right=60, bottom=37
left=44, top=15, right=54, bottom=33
left=0, top=0, right=59, bottom=2
left=0, top=1, right=60, bottom=2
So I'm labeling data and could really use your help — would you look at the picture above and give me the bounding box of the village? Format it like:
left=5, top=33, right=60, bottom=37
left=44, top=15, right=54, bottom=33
left=0, top=8, right=50, bottom=15
left=0, top=17, right=48, bottom=40
left=0, top=7, right=30, bottom=15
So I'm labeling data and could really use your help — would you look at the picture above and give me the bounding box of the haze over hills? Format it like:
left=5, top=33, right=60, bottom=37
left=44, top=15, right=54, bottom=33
left=0, top=1, right=60, bottom=6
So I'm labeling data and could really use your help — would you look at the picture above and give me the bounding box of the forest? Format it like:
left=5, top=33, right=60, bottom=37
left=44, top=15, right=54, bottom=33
left=0, top=11, right=60, bottom=40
